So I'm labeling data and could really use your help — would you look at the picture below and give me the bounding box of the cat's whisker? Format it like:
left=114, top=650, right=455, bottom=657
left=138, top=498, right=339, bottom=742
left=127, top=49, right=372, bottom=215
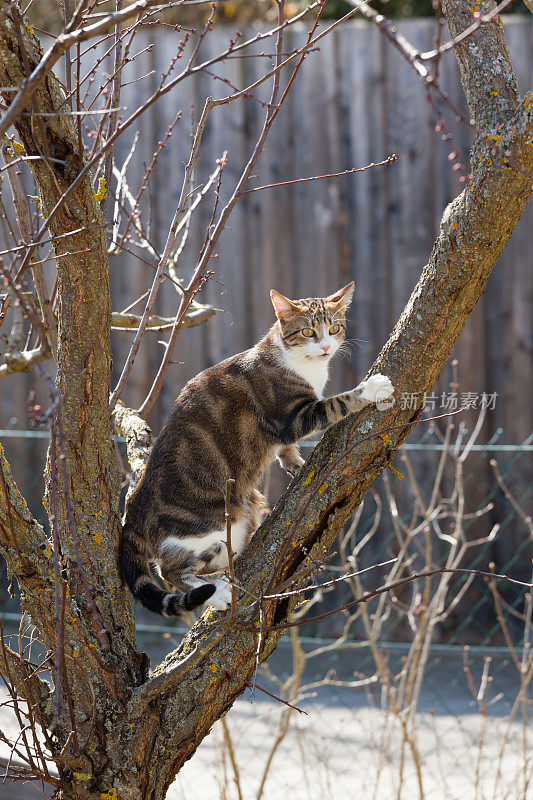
left=342, top=337, right=369, bottom=352
left=331, top=308, right=347, bottom=323
left=335, top=343, right=353, bottom=363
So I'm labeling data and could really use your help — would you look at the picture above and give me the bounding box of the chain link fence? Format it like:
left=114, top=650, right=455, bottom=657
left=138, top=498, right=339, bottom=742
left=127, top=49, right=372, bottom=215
left=1, top=423, right=532, bottom=798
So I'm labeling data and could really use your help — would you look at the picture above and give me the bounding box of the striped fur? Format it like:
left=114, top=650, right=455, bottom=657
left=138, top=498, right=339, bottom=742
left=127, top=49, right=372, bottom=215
left=121, top=283, right=394, bottom=615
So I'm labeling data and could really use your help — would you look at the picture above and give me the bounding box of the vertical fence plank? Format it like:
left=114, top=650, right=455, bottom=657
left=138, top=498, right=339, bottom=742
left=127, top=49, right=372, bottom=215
left=483, top=18, right=533, bottom=585
left=338, top=21, right=378, bottom=390
left=153, top=34, right=206, bottom=421
left=203, top=28, right=250, bottom=365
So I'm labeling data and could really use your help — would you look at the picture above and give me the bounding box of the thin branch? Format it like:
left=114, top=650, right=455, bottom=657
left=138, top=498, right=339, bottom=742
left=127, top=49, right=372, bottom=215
left=239, top=155, right=398, bottom=195
left=225, top=479, right=237, bottom=614
left=100, top=0, right=123, bottom=219
left=239, top=567, right=533, bottom=634
left=1, top=146, right=57, bottom=358
left=251, top=684, right=308, bottom=715
left=0, top=344, right=50, bottom=378
left=110, top=304, right=216, bottom=332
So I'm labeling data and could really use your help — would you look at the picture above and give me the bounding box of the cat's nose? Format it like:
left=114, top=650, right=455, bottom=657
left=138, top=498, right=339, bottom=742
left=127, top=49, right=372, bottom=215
left=320, top=343, right=331, bottom=352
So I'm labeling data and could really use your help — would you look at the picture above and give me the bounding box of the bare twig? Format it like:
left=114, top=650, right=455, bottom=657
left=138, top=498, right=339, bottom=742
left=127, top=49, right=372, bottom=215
left=224, top=478, right=237, bottom=614
left=240, top=155, right=398, bottom=195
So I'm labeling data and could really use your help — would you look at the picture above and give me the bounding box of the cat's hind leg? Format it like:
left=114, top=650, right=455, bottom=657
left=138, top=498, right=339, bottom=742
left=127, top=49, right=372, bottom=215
left=121, top=521, right=216, bottom=616
left=182, top=574, right=233, bottom=611
left=158, top=538, right=233, bottom=611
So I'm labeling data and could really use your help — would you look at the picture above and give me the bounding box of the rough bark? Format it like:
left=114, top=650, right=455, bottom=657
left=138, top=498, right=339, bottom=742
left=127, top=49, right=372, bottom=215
left=0, top=1, right=531, bottom=799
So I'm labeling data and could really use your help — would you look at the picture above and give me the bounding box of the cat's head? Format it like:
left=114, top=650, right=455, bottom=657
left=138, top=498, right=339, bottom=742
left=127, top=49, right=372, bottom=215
left=270, top=283, right=354, bottom=363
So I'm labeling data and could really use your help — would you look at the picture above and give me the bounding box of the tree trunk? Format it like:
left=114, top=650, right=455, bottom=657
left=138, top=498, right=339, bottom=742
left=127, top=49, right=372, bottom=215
left=0, top=7, right=146, bottom=791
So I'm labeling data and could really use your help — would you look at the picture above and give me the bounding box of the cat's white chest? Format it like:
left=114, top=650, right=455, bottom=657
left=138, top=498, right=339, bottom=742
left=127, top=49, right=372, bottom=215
left=295, top=358, right=329, bottom=398
left=277, top=339, right=329, bottom=399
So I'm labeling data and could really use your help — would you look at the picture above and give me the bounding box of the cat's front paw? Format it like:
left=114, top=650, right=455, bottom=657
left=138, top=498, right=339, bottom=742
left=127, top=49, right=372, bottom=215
left=280, top=454, right=305, bottom=477
left=278, top=445, right=305, bottom=477
left=208, top=578, right=233, bottom=611
left=360, top=374, right=395, bottom=410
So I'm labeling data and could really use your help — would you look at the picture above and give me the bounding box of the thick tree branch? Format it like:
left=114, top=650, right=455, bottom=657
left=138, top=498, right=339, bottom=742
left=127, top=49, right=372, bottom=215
left=442, top=0, right=520, bottom=130
left=0, top=444, right=60, bottom=733
left=1, top=8, right=147, bottom=780
left=0, top=442, right=53, bottom=608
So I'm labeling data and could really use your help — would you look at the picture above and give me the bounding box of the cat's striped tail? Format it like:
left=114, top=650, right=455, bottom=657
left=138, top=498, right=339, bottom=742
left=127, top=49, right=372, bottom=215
left=120, top=524, right=216, bottom=616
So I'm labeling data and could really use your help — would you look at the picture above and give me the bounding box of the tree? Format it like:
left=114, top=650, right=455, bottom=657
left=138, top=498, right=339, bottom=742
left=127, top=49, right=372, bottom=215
left=0, top=0, right=531, bottom=797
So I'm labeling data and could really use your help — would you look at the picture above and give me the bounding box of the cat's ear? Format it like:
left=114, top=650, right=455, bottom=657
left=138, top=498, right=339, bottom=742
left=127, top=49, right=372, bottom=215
left=327, top=281, right=355, bottom=310
left=270, top=289, right=297, bottom=320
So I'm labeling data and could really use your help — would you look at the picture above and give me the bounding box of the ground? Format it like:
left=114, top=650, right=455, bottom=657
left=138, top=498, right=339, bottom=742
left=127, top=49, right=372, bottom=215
left=1, top=626, right=528, bottom=800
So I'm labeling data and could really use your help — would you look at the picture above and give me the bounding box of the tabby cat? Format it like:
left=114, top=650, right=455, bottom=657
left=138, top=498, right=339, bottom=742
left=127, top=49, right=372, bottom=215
left=121, top=283, right=394, bottom=615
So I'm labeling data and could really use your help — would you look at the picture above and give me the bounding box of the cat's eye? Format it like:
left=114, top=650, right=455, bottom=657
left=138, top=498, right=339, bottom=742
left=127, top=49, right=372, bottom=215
left=329, top=324, right=340, bottom=335
left=302, top=328, right=315, bottom=338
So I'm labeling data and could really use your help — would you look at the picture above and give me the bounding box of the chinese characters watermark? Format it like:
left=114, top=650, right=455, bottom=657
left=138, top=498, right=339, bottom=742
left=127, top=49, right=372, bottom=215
left=399, top=391, right=498, bottom=412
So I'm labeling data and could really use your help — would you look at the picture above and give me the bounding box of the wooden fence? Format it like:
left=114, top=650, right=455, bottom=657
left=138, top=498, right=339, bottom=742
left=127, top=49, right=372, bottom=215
left=1, top=18, right=531, bottom=435
left=102, top=17, right=531, bottom=443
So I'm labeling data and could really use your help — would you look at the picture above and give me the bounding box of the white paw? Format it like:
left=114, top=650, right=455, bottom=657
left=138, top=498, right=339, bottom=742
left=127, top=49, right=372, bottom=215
left=280, top=454, right=305, bottom=476
left=208, top=578, right=233, bottom=611
left=360, top=374, right=395, bottom=409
